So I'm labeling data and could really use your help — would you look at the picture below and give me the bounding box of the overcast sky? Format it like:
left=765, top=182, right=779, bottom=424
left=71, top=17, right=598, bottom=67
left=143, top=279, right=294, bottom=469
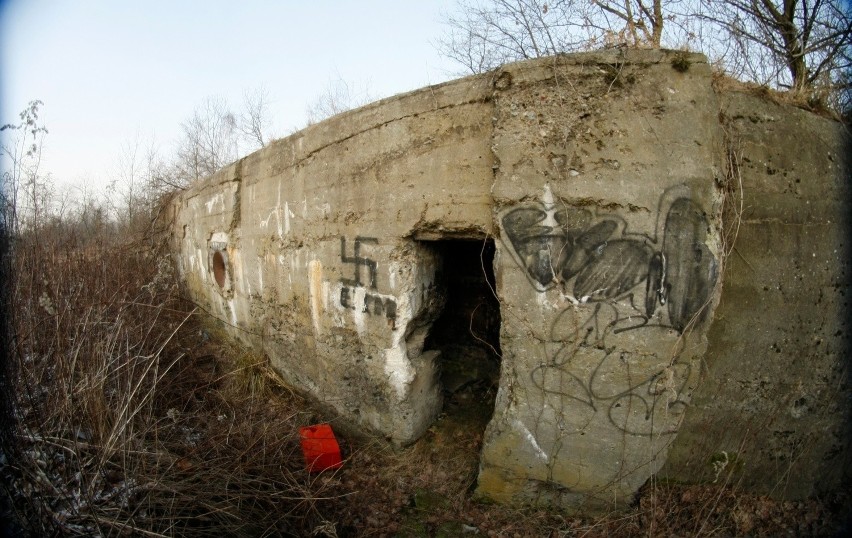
left=1, top=0, right=459, bottom=190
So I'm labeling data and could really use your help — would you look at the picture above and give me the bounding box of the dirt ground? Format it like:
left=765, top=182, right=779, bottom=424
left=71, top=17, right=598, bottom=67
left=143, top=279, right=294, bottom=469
left=310, top=362, right=851, bottom=538
left=3, top=330, right=850, bottom=537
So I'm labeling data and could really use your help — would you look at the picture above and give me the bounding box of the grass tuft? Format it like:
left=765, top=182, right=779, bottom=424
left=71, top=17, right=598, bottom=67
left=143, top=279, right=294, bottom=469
left=0, top=212, right=341, bottom=536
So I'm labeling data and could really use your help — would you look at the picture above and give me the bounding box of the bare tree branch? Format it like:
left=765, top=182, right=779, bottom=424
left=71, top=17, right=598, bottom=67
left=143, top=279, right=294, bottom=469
left=437, top=0, right=849, bottom=111
left=304, top=77, right=374, bottom=125
left=239, top=87, right=273, bottom=150
left=438, top=0, right=671, bottom=75
left=699, top=0, right=850, bottom=101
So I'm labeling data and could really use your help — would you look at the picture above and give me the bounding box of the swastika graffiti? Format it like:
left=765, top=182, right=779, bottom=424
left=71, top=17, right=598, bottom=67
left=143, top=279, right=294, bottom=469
left=338, top=236, right=397, bottom=325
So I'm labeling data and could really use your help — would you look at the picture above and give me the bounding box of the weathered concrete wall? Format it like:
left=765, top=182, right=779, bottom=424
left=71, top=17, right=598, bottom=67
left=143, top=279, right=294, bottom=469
left=170, top=49, right=850, bottom=512
left=660, top=93, right=852, bottom=499
left=173, top=76, right=495, bottom=444
left=478, top=50, right=724, bottom=511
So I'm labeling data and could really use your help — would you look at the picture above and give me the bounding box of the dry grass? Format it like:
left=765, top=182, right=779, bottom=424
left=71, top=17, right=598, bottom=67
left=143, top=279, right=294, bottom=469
left=2, top=211, right=849, bottom=537
left=0, top=218, right=342, bottom=536
left=710, top=71, right=846, bottom=121
left=314, top=425, right=850, bottom=538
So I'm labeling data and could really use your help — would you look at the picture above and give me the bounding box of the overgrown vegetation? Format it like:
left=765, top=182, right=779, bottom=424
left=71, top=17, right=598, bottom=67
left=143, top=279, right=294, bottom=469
left=2, top=80, right=850, bottom=538
left=1, top=212, right=848, bottom=536
left=0, top=153, right=341, bottom=535
left=0, top=101, right=339, bottom=536
left=438, top=0, right=851, bottom=116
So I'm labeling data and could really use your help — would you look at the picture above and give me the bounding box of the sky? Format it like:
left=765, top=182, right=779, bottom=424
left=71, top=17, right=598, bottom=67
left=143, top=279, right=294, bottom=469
left=1, top=0, right=459, bottom=191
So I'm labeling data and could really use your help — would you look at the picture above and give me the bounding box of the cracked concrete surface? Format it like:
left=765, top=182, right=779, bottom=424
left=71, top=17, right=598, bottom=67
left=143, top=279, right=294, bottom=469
left=170, top=50, right=851, bottom=512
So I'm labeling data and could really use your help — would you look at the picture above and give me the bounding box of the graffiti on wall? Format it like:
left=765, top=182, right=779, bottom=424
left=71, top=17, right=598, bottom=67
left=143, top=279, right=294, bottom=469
left=501, top=186, right=717, bottom=437
left=339, top=236, right=397, bottom=324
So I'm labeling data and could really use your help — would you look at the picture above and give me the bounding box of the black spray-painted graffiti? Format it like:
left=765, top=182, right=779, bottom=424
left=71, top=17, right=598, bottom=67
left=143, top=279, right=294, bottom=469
left=340, top=236, right=378, bottom=288
left=501, top=186, right=717, bottom=436
left=339, top=236, right=397, bottom=324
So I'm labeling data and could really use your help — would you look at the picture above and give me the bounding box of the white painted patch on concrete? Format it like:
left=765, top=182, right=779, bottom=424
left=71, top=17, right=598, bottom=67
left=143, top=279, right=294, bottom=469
left=515, top=419, right=549, bottom=462
left=228, top=299, right=238, bottom=326
left=284, top=201, right=294, bottom=235
left=541, top=182, right=555, bottom=207
left=259, top=211, right=271, bottom=230
left=205, top=193, right=224, bottom=214
left=259, top=209, right=278, bottom=236
left=275, top=180, right=284, bottom=237
left=529, top=183, right=562, bottom=301
left=197, top=249, right=207, bottom=281
left=308, top=260, right=324, bottom=336
left=384, top=343, right=415, bottom=400
left=258, top=181, right=291, bottom=238
left=381, top=288, right=415, bottom=399
left=331, top=301, right=346, bottom=328
left=229, top=249, right=243, bottom=294
left=321, top=281, right=331, bottom=311
left=351, top=286, right=367, bottom=336
left=388, top=262, right=399, bottom=291
left=211, top=231, right=229, bottom=244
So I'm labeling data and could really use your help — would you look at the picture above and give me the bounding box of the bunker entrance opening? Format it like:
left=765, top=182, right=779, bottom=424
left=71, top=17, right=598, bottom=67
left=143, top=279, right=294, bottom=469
left=422, top=239, right=502, bottom=433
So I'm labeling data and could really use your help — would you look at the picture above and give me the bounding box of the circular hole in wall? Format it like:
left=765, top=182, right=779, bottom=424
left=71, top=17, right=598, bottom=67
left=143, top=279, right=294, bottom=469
left=212, top=251, right=226, bottom=288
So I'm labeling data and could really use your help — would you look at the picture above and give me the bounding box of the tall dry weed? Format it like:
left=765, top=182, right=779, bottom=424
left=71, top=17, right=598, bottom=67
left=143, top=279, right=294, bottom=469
left=0, top=213, right=338, bottom=536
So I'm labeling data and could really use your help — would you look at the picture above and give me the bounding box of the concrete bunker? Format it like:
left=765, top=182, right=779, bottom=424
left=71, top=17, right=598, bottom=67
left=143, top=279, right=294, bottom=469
left=420, top=238, right=502, bottom=430
left=171, top=49, right=850, bottom=512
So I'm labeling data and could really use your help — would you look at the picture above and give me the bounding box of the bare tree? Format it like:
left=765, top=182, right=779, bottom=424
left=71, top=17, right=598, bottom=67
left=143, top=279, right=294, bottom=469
left=238, top=87, right=274, bottom=150
left=439, top=0, right=850, bottom=111
left=111, top=133, right=144, bottom=225
left=699, top=0, right=851, bottom=102
left=108, top=132, right=172, bottom=231
left=1, top=100, right=52, bottom=231
left=304, top=77, right=375, bottom=125
left=439, top=0, right=594, bottom=73
left=173, top=96, right=239, bottom=186
left=593, top=1, right=666, bottom=47
left=163, top=90, right=278, bottom=189
left=438, top=0, right=670, bottom=74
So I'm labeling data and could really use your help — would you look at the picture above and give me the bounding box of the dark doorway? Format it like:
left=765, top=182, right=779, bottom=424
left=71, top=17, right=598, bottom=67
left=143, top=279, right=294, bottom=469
left=423, top=239, right=502, bottom=433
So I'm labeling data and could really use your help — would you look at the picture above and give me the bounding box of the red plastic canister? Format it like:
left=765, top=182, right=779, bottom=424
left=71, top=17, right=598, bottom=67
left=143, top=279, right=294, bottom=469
left=299, top=423, right=343, bottom=472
